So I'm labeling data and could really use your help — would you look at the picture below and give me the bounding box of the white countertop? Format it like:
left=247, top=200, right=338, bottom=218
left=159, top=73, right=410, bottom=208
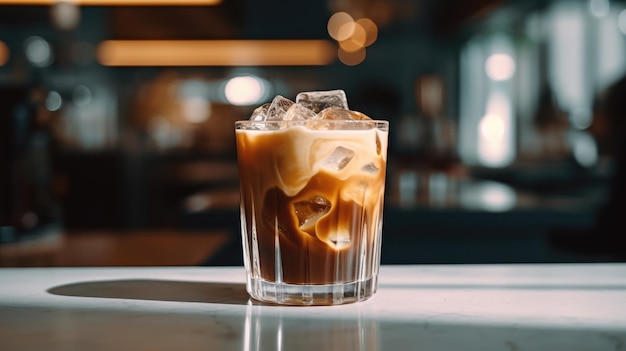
left=1, top=264, right=625, bottom=350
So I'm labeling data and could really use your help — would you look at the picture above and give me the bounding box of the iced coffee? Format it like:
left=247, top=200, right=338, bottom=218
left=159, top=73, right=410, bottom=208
left=235, top=90, right=388, bottom=305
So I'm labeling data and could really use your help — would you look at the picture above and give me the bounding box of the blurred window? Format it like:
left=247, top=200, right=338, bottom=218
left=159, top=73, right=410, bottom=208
left=458, top=0, right=626, bottom=165
left=459, top=34, right=516, bottom=168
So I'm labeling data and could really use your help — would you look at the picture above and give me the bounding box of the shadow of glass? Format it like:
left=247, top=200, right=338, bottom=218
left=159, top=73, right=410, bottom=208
left=47, top=279, right=249, bottom=305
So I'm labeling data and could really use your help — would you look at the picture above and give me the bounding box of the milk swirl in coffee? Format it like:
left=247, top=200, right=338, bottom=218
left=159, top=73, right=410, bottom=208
left=236, top=90, right=388, bottom=304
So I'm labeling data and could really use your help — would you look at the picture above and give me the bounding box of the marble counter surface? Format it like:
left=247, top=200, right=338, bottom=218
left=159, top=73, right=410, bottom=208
left=1, top=264, right=625, bottom=350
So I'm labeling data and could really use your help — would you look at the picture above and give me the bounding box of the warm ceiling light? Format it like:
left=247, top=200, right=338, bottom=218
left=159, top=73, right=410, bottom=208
left=96, top=40, right=337, bottom=66
left=0, top=0, right=221, bottom=5
left=0, top=41, right=9, bottom=66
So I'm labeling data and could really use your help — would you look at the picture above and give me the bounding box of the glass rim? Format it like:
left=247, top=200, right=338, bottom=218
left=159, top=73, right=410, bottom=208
left=235, top=119, right=389, bottom=130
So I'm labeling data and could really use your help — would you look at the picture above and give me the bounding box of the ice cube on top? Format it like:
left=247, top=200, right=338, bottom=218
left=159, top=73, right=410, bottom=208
left=250, top=103, right=270, bottom=121
left=266, top=95, right=294, bottom=121
left=296, top=89, right=348, bottom=113
left=283, top=103, right=316, bottom=121
left=305, top=107, right=372, bottom=130
left=316, top=106, right=371, bottom=121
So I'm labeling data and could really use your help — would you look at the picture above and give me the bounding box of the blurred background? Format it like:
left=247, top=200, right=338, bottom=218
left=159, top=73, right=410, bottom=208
left=2, top=0, right=625, bottom=267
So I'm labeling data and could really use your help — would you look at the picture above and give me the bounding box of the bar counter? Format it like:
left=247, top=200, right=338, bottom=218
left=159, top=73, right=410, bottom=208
left=1, top=264, right=625, bottom=350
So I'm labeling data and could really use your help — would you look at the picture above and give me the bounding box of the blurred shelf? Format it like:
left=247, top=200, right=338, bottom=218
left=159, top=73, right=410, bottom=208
left=0, top=229, right=230, bottom=267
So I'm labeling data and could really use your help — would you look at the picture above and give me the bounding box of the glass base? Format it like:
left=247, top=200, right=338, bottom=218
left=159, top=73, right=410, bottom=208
left=246, top=275, right=377, bottom=305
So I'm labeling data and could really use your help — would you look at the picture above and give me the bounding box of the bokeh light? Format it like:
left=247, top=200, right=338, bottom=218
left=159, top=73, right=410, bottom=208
left=478, top=92, right=514, bottom=168
left=485, top=53, right=516, bottom=81
left=45, top=90, right=62, bottom=111
left=479, top=113, right=505, bottom=141
left=329, top=14, right=377, bottom=66
left=224, top=75, right=266, bottom=106
left=460, top=181, right=516, bottom=212
left=50, top=1, right=81, bottom=31
left=338, top=46, right=366, bottom=66
left=25, top=36, right=53, bottom=67
left=338, top=22, right=367, bottom=53
left=327, top=12, right=355, bottom=41
left=356, top=18, right=378, bottom=47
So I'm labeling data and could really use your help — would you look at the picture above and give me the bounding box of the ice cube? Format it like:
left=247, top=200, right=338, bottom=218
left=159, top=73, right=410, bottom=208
left=283, top=103, right=316, bottom=121
left=250, top=103, right=270, bottom=121
left=361, top=162, right=379, bottom=174
left=316, top=107, right=371, bottom=121
left=296, top=89, right=348, bottom=113
left=323, top=146, right=355, bottom=171
left=329, top=231, right=351, bottom=246
left=294, top=196, right=331, bottom=228
left=266, top=95, right=294, bottom=121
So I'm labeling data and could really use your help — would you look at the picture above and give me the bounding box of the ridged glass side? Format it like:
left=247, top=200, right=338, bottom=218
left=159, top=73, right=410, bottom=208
left=240, top=199, right=384, bottom=306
